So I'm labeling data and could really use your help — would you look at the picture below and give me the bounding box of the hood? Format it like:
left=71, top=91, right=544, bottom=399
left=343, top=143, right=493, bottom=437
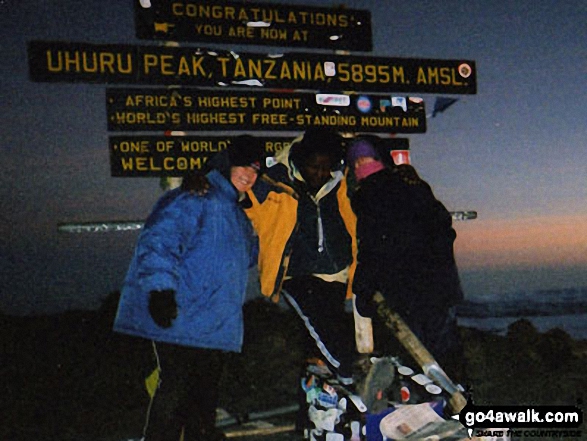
left=271, top=134, right=343, bottom=200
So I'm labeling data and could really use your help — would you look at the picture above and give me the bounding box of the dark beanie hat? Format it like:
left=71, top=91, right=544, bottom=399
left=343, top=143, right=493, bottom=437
left=347, top=139, right=378, bottom=165
left=228, top=135, right=266, bottom=172
left=291, top=128, right=344, bottom=168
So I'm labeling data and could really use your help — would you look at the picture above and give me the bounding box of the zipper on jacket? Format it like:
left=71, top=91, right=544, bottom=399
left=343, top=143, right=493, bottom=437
left=316, top=202, right=324, bottom=253
left=304, top=190, right=325, bottom=254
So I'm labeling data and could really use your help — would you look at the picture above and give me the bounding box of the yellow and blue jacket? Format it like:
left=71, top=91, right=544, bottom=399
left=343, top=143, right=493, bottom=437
left=244, top=138, right=358, bottom=302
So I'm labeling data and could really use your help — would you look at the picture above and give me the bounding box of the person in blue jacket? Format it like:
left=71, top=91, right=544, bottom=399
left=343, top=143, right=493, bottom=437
left=113, top=135, right=265, bottom=441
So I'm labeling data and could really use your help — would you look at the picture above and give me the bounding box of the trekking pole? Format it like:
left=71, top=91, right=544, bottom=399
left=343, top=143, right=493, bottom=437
left=372, top=292, right=467, bottom=415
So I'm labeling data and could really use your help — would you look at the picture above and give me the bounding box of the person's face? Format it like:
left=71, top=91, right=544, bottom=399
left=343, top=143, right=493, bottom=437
left=353, top=156, right=376, bottom=170
left=299, top=153, right=335, bottom=192
left=230, top=166, right=259, bottom=193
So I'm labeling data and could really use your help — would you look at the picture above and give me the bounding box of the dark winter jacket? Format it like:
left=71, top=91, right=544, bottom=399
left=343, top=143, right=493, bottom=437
left=351, top=165, right=463, bottom=316
left=244, top=138, right=358, bottom=301
left=287, top=179, right=353, bottom=278
left=113, top=170, right=258, bottom=352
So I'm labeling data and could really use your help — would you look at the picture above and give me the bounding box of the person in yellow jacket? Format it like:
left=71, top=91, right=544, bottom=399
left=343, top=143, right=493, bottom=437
left=186, top=129, right=360, bottom=382
left=243, top=128, right=359, bottom=385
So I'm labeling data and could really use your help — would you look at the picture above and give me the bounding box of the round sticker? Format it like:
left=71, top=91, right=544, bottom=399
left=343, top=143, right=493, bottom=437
left=400, top=386, right=410, bottom=402
left=458, top=63, right=472, bottom=78
left=426, top=384, right=443, bottom=395
left=356, top=96, right=372, bottom=113
left=397, top=366, right=414, bottom=376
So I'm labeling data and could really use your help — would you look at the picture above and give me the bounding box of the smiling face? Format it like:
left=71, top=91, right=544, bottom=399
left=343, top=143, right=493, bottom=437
left=230, top=166, right=259, bottom=193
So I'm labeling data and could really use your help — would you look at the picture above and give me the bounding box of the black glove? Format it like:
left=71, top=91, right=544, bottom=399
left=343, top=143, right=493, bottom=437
left=148, top=289, right=178, bottom=328
left=352, top=264, right=378, bottom=317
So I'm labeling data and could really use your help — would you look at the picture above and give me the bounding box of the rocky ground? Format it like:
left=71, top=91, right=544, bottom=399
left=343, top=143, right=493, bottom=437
left=1, top=292, right=585, bottom=441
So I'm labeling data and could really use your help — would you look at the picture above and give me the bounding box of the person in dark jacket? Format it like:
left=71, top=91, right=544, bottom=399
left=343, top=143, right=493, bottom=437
left=182, top=130, right=359, bottom=434
left=184, top=130, right=359, bottom=384
left=245, top=129, right=358, bottom=384
left=113, top=135, right=264, bottom=441
left=346, top=137, right=465, bottom=381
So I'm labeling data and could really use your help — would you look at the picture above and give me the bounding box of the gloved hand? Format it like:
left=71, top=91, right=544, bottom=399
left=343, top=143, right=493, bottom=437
left=352, top=264, right=378, bottom=318
left=181, top=171, right=210, bottom=195
left=148, top=289, right=178, bottom=328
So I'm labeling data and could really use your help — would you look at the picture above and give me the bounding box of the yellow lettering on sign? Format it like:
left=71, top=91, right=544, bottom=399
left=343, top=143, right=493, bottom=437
left=177, top=57, right=193, bottom=75
left=217, top=57, right=327, bottom=83
left=185, top=112, right=247, bottom=125
left=233, top=58, right=247, bottom=78
left=286, top=10, right=351, bottom=27
left=120, top=156, right=205, bottom=172
left=416, top=67, right=463, bottom=86
left=338, top=63, right=405, bottom=84
left=225, top=7, right=236, bottom=20
left=264, top=59, right=278, bottom=79
left=169, top=3, right=351, bottom=29
left=124, top=94, right=191, bottom=107
left=264, top=141, right=290, bottom=153
left=172, top=4, right=234, bottom=20
left=46, top=49, right=133, bottom=75
left=337, top=15, right=349, bottom=27
left=358, top=116, right=420, bottom=128
left=251, top=113, right=288, bottom=125
left=228, top=26, right=255, bottom=39
left=142, top=54, right=207, bottom=77
left=159, top=55, right=174, bottom=75
left=260, top=28, right=287, bottom=40
left=111, top=112, right=181, bottom=125
left=295, top=114, right=312, bottom=125
left=311, top=115, right=356, bottom=127
left=197, top=96, right=257, bottom=108
left=155, top=141, right=175, bottom=152
left=392, top=66, right=406, bottom=83
left=237, top=8, right=249, bottom=21
left=402, top=117, right=419, bottom=127
left=195, top=24, right=222, bottom=36
left=259, top=8, right=286, bottom=23
left=313, top=62, right=326, bottom=81
left=291, top=61, right=311, bottom=79
left=197, top=95, right=257, bottom=108
left=292, top=30, right=309, bottom=41
left=180, top=140, right=227, bottom=153
left=360, top=116, right=399, bottom=127
left=117, top=140, right=150, bottom=153
left=261, top=97, right=301, bottom=109
left=280, top=62, right=292, bottom=79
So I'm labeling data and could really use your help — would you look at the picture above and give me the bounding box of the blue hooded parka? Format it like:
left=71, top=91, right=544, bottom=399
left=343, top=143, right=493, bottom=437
left=114, top=170, right=258, bottom=352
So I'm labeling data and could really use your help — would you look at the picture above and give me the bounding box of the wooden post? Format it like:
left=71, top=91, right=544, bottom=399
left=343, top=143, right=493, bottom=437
left=372, top=292, right=467, bottom=414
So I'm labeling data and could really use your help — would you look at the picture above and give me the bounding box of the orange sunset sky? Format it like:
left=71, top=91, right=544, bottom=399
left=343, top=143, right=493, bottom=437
left=454, top=214, right=587, bottom=269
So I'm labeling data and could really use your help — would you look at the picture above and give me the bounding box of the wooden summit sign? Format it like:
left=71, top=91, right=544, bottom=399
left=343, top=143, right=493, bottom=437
left=134, top=0, right=373, bottom=51
left=106, top=88, right=427, bottom=133
left=109, top=135, right=410, bottom=177
left=110, top=135, right=291, bottom=176
left=28, top=40, right=477, bottom=95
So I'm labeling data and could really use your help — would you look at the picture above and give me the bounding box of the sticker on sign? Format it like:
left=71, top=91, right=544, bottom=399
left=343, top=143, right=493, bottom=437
left=316, top=94, right=351, bottom=107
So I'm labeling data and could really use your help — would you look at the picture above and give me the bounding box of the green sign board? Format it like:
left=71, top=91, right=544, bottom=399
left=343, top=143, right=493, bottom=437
left=134, top=0, right=373, bottom=51
left=29, top=40, right=476, bottom=94
left=106, top=88, right=426, bottom=133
